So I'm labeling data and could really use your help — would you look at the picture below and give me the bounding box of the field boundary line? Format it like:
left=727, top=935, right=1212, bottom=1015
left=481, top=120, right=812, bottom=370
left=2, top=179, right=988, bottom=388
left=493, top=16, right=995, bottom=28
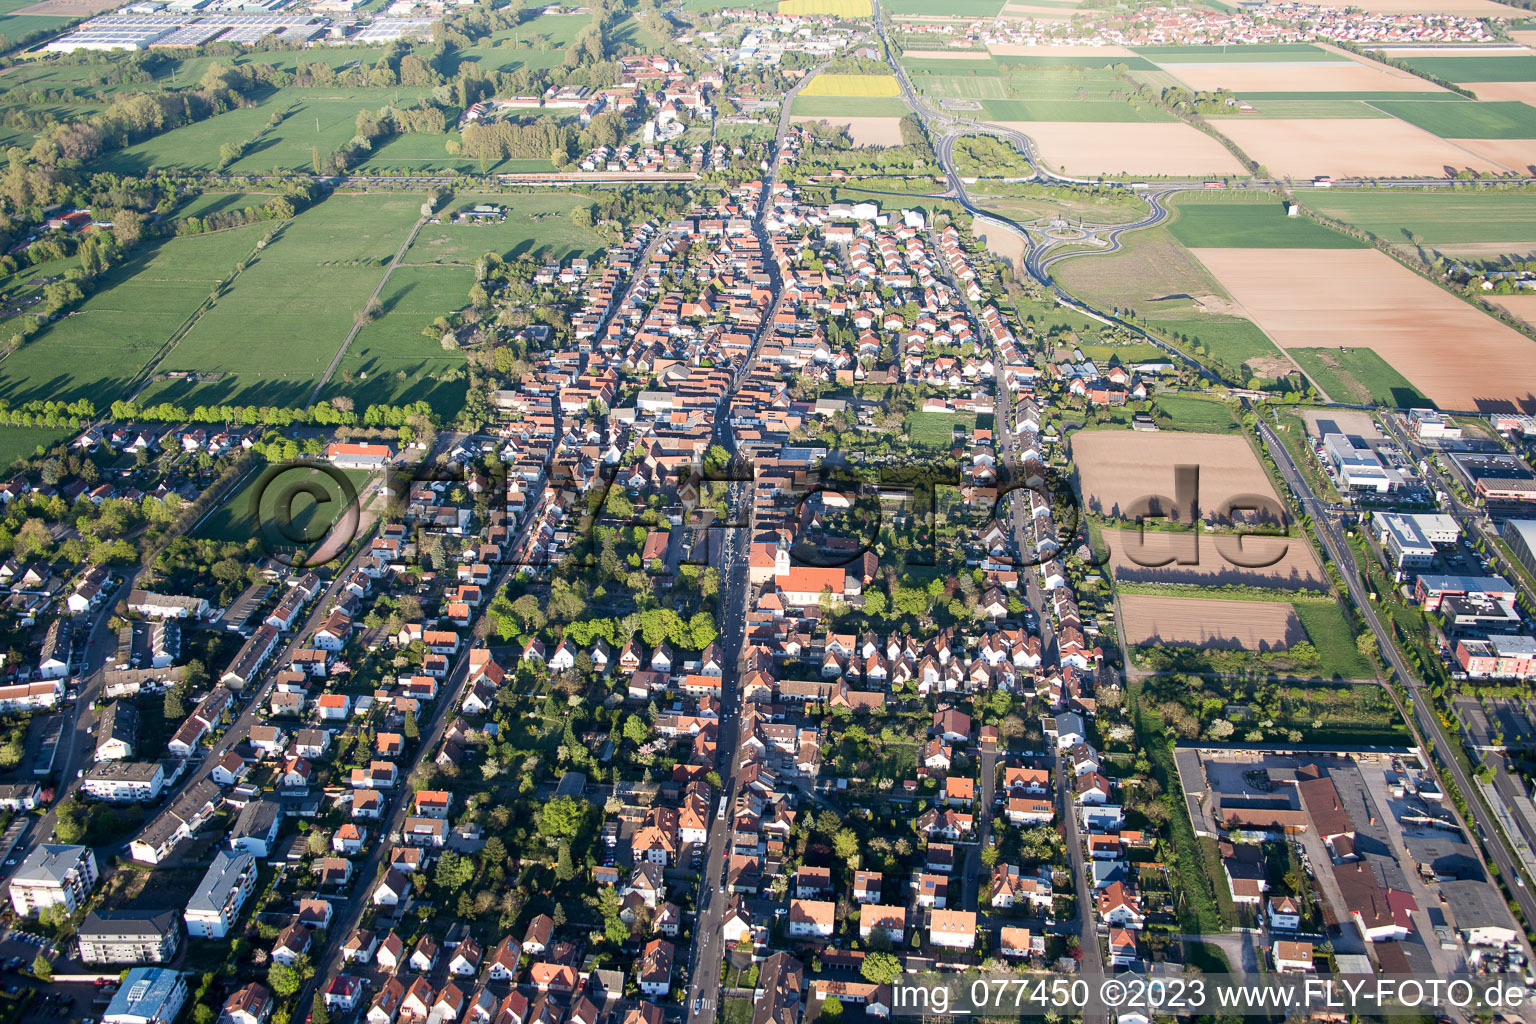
left=304, top=211, right=428, bottom=409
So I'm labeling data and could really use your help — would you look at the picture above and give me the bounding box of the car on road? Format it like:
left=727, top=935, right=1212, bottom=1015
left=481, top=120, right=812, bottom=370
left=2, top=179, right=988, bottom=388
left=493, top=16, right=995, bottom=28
left=694, top=999, right=702, bottom=1013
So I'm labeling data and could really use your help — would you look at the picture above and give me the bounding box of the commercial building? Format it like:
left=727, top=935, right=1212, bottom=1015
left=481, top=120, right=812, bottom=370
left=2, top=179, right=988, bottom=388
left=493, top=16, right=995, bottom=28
left=1501, top=520, right=1536, bottom=581
left=184, top=850, right=258, bottom=939
left=102, top=968, right=188, bottom=1024
left=9, top=844, right=98, bottom=916
left=1456, top=635, right=1536, bottom=680
left=1414, top=574, right=1516, bottom=612
left=1372, top=512, right=1435, bottom=569
left=1449, top=452, right=1536, bottom=509
left=1322, top=434, right=1401, bottom=493
left=78, top=910, right=182, bottom=965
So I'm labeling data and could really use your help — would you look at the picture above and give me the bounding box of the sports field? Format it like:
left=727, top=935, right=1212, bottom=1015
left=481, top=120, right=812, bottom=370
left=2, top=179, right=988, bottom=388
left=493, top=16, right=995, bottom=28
left=0, top=225, right=266, bottom=406
left=194, top=464, right=371, bottom=545
left=158, top=193, right=423, bottom=408
left=1304, top=191, right=1536, bottom=246
left=408, top=194, right=607, bottom=264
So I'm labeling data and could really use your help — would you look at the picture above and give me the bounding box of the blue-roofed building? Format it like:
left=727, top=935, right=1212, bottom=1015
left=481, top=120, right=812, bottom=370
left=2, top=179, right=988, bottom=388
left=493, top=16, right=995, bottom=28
left=103, top=968, right=188, bottom=1024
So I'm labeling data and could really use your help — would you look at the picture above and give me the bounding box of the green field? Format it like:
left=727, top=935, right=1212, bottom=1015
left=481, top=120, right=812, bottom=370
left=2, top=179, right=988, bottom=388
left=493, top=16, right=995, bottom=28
left=990, top=54, right=1158, bottom=70
left=791, top=96, right=912, bottom=117
left=1209, top=99, right=1394, bottom=119
left=1152, top=394, right=1239, bottom=432
left=409, top=193, right=607, bottom=264
left=324, top=264, right=471, bottom=415
left=1076, top=342, right=1167, bottom=363
left=103, top=89, right=443, bottom=176
left=194, top=464, right=372, bottom=544
left=1137, top=44, right=1344, bottom=63
left=1238, top=90, right=1468, bottom=102
left=1292, top=599, right=1374, bottom=679
left=1166, top=198, right=1365, bottom=248
left=1373, top=99, right=1536, bottom=139
left=1289, top=347, right=1434, bottom=408
left=1399, top=56, right=1536, bottom=83
left=1305, top=191, right=1536, bottom=245
left=0, top=225, right=265, bottom=406
left=156, top=193, right=424, bottom=408
left=980, top=98, right=1172, bottom=122
left=0, top=426, right=72, bottom=467
left=1146, top=317, right=1287, bottom=380
left=900, top=56, right=998, bottom=76
left=904, top=410, right=977, bottom=447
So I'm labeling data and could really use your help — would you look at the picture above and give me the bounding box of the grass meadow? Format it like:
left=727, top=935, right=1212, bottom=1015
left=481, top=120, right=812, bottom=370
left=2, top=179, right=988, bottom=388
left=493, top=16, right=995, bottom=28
left=1289, top=346, right=1435, bottom=408
left=1305, top=190, right=1536, bottom=245
left=1145, top=317, right=1286, bottom=380
left=1373, top=99, right=1536, bottom=139
left=1165, top=196, right=1366, bottom=248
left=0, top=426, right=73, bottom=467
left=1151, top=394, right=1239, bottom=433
left=158, top=193, right=422, bottom=408
left=409, top=193, right=607, bottom=264
left=1398, top=56, right=1536, bottom=82
left=0, top=224, right=265, bottom=406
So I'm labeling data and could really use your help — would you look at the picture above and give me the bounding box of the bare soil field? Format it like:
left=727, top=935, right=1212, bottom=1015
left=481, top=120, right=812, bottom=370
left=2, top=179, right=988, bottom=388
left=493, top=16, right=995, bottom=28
left=1213, top=118, right=1507, bottom=178
left=1487, top=294, right=1536, bottom=328
left=1471, top=81, right=1536, bottom=103
left=9, top=0, right=118, bottom=13
left=994, top=121, right=1245, bottom=175
left=1449, top=138, right=1536, bottom=174
left=974, top=222, right=1028, bottom=270
left=986, top=43, right=1136, bottom=57
left=1158, top=60, right=1445, bottom=93
left=903, top=49, right=992, bottom=59
left=789, top=115, right=907, bottom=146
left=1190, top=247, right=1536, bottom=412
left=1120, top=593, right=1306, bottom=650
left=1511, top=30, right=1536, bottom=47
left=1300, top=408, right=1383, bottom=440
left=1071, top=431, right=1282, bottom=522
left=1099, top=527, right=1325, bottom=589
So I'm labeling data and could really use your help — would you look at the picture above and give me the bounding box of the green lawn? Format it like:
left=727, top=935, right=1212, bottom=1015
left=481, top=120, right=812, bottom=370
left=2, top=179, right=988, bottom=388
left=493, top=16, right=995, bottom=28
left=0, top=225, right=265, bottom=406
left=1288, top=347, right=1434, bottom=408
left=157, top=193, right=423, bottom=408
left=1305, top=190, right=1536, bottom=246
left=1166, top=197, right=1365, bottom=248
left=194, top=463, right=372, bottom=545
left=1152, top=394, right=1239, bottom=432
left=1373, top=99, right=1536, bottom=139
left=791, top=96, right=912, bottom=117
left=407, top=193, right=607, bottom=264
left=904, top=410, right=976, bottom=447
left=0, top=426, right=72, bottom=467
left=1398, top=56, right=1536, bottom=83
left=1146, top=317, right=1286, bottom=380
left=1292, top=599, right=1374, bottom=679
